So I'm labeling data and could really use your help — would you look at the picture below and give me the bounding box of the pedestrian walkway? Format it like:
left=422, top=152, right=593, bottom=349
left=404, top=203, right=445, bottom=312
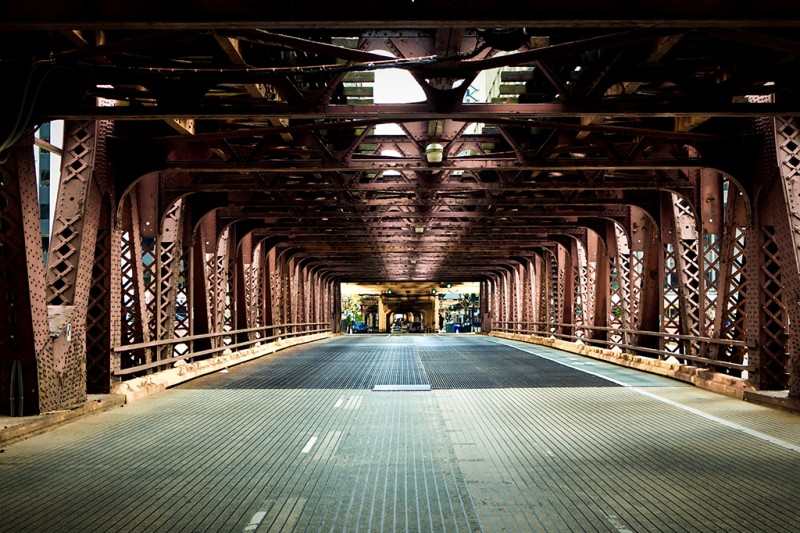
left=1, top=335, right=800, bottom=531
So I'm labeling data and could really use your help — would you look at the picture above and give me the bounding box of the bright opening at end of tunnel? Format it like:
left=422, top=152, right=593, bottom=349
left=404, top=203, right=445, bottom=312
left=341, top=282, right=481, bottom=334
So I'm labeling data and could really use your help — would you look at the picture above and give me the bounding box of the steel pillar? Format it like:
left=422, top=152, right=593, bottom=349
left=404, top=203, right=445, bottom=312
left=86, top=198, right=113, bottom=393
left=234, top=231, right=250, bottom=343
left=635, top=207, right=662, bottom=352
left=0, top=139, right=49, bottom=415
left=118, top=188, right=152, bottom=369
left=591, top=230, right=610, bottom=345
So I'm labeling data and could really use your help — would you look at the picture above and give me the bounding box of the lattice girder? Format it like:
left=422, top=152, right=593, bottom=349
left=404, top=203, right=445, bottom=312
left=769, top=117, right=800, bottom=395
left=710, top=182, right=748, bottom=372
left=86, top=201, right=112, bottom=393
left=46, top=121, right=98, bottom=306
left=118, top=191, right=152, bottom=368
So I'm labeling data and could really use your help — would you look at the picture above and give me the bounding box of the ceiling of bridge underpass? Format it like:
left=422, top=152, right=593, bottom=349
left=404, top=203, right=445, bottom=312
left=5, top=15, right=796, bottom=284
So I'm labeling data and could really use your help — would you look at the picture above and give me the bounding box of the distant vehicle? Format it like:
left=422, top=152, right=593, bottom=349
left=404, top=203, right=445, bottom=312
left=391, top=323, right=404, bottom=333
left=409, top=322, right=423, bottom=333
left=352, top=321, right=368, bottom=333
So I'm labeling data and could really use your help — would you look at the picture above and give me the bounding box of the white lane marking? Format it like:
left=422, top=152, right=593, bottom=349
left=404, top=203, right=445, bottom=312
left=243, top=511, right=266, bottom=531
left=334, top=398, right=343, bottom=408
left=344, top=395, right=363, bottom=410
left=313, top=430, right=343, bottom=461
left=301, top=436, right=318, bottom=454
left=602, top=511, right=634, bottom=533
left=494, top=338, right=800, bottom=454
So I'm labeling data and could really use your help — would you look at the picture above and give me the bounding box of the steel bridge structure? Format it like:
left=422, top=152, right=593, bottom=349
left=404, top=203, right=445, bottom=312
left=3, top=3, right=800, bottom=415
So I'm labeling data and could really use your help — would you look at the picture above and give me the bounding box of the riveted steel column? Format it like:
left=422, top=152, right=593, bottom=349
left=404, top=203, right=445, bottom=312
left=488, top=276, right=498, bottom=328
left=261, top=242, right=274, bottom=328
left=635, top=207, right=662, bottom=353
left=252, top=240, right=264, bottom=330
left=136, top=175, right=158, bottom=354
left=332, top=279, right=342, bottom=332
left=214, top=226, right=234, bottom=341
left=479, top=279, right=489, bottom=332
left=533, top=252, right=546, bottom=332
left=504, top=268, right=512, bottom=326
left=700, top=171, right=724, bottom=343
left=768, top=117, right=800, bottom=395
left=497, top=274, right=504, bottom=330
left=304, top=267, right=313, bottom=325
left=312, top=270, right=321, bottom=324
left=0, top=139, right=49, bottom=415
left=188, top=217, right=213, bottom=355
left=708, top=179, right=749, bottom=372
left=118, top=189, right=152, bottom=369
left=289, top=257, right=298, bottom=324
left=753, top=177, right=790, bottom=390
left=608, top=222, right=631, bottom=346
left=154, top=199, right=185, bottom=360
left=274, top=247, right=290, bottom=329
left=293, top=258, right=304, bottom=324
left=557, top=244, right=572, bottom=338
left=529, top=252, right=542, bottom=333
left=282, top=251, right=292, bottom=327
left=543, top=248, right=559, bottom=332
left=580, top=233, right=596, bottom=334
left=234, top=231, right=250, bottom=343
left=511, top=263, right=521, bottom=332
left=591, top=229, right=610, bottom=346
left=43, top=120, right=107, bottom=409
left=86, top=197, right=113, bottom=393
left=522, top=258, right=533, bottom=327
left=267, top=244, right=280, bottom=328
left=568, top=238, right=584, bottom=338
left=661, top=193, right=699, bottom=355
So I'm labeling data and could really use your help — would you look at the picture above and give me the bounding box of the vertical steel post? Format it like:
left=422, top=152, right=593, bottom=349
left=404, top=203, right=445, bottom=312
left=0, top=139, right=49, bottom=415
left=592, top=230, right=610, bottom=346
left=45, top=120, right=107, bottom=406
left=635, top=207, right=662, bottom=353
left=772, top=117, right=800, bottom=397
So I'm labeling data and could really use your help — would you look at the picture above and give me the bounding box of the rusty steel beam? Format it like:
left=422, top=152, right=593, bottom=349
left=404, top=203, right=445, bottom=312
left=0, top=139, right=49, bottom=416
left=4, top=3, right=800, bottom=30
left=146, top=122, right=724, bottom=145
left=44, top=120, right=108, bottom=409
left=164, top=157, right=706, bottom=173
left=45, top=102, right=800, bottom=122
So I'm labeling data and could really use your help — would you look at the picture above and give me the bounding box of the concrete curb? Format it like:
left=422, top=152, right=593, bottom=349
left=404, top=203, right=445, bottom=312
left=489, top=331, right=754, bottom=399
left=112, top=332, right=337, bottom=403
left=0, top=394, right=126, bottom=445
left=743, top=390, right=800, bottom=413
left=0, top=333, right=338, bottom=446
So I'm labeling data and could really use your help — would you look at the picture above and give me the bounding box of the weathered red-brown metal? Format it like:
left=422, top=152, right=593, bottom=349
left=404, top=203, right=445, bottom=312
left=5, top=13, right=800, bottom=413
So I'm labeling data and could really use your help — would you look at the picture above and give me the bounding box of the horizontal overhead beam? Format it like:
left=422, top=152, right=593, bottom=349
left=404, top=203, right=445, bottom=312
left=48, top=102, right=799, bottom=122
left=4, top=2, right=800, bottom=30
left=166, top=157, right=702, bottom=173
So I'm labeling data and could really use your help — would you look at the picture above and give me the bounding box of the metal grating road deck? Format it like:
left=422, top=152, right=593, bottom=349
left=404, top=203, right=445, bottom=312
left=2, top=335, right=800, bottom=531
left=181, top=335, right=616, bottom=391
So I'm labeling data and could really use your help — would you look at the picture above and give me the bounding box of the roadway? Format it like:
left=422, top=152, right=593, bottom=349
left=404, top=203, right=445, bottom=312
left=1, top=334, right=799, bottom=531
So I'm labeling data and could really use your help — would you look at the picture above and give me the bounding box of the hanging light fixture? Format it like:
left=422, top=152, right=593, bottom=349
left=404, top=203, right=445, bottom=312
left=425, top=142, right=444, bottom=164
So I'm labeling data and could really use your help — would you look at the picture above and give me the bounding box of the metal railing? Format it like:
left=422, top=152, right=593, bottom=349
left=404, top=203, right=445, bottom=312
left=492, top=321, right=751, bottom=373
left=113, top=321, right=332, bottom=377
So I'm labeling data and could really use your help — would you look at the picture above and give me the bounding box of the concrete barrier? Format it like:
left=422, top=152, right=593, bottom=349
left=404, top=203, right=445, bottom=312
left=489, top=331, right=753, bottom=399
left=112, top=332, right=337, bottom=402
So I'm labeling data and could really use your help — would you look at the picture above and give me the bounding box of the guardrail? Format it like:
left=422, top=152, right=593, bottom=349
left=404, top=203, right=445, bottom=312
left=113, top=321, right=332, bottom=377
left=492, top=320, right=750, bottom=373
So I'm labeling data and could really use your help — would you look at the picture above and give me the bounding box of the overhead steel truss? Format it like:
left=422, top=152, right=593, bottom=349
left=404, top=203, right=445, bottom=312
left=3, top=9, right=800, bottom=414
